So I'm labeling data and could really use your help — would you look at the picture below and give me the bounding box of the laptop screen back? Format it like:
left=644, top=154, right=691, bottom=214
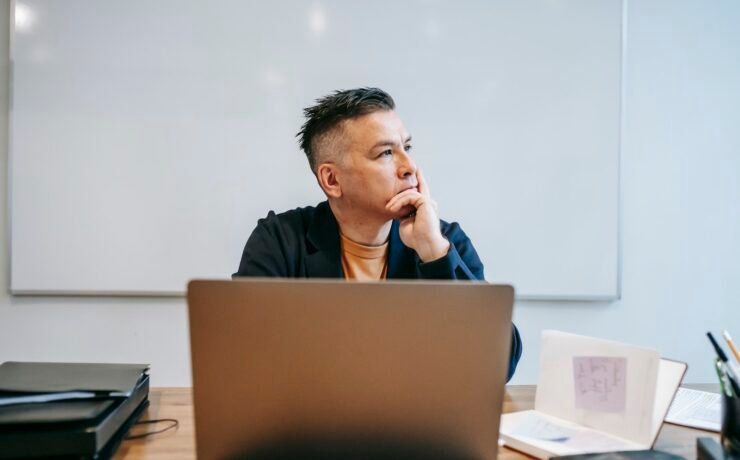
left=188, top=279, right=514, bottom=460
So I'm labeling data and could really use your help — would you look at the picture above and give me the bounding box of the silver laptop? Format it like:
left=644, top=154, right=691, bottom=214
left=187, top=279, right=514, bottom=459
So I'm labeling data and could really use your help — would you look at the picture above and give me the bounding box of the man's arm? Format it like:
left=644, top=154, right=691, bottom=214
left=507, top=324, right=523, bottom=382
left=417, top=221, right=523, bottom=381
left=417, top=221, right=483, bottom=280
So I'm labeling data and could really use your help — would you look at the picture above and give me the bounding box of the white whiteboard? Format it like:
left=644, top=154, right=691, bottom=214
left=10, top=0, right=621, bottom=299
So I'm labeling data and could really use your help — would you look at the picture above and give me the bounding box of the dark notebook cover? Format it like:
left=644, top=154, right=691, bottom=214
left=0, top=361, right=149, bottom=396
left=552, top=450, right=684, bottom=460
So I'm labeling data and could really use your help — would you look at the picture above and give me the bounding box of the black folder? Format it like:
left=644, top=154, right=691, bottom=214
left=0, top=361, right=148, bottom=400
left=0, top=362, right=150, bottom=459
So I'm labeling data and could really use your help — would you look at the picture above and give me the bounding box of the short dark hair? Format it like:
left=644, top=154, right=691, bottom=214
left=297, top=87, right=395, bottom=172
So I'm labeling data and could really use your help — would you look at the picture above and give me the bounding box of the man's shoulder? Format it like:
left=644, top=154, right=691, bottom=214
left=255, top=201, right=329, bottom=233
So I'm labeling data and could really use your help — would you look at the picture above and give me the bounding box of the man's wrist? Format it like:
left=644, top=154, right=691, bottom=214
left=418, top=236, right=450, bottom=263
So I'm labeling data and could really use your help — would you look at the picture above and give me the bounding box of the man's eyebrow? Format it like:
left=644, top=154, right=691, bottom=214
left=369, top=136, right=413, bottom=152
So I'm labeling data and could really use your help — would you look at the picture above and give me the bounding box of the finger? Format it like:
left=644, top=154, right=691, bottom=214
left=387, top=188, right=436, bottom=214
left=386, top=190, right=425, bottom=212
left=386, top=189, right=421, bottom=209
left=399, top=212, right=416, bottom=223
left=416, top=169, right=431, bottom=198
left=386, top=191, right=424, bottom=213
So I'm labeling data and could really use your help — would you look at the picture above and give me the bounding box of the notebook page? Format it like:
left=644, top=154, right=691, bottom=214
left=500, top=410, right=643, bottom=457
left=535, top=330, right=660, bottom=446
left=664, top=386, right=719, bottom=432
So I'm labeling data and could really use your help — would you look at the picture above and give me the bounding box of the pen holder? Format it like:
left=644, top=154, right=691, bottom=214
left=721, top=391, right=740, bottom=457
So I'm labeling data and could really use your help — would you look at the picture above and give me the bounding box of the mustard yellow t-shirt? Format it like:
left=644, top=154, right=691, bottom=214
left=340, top=233, right=389, bottom=280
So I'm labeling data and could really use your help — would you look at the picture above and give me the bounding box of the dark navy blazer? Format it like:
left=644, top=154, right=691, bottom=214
left=234, top=201, right=522, bottom=380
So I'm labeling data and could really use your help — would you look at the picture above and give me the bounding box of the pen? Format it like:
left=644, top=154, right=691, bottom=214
left=708, top=332, right=729, bottom=361
left=707, top=332, right=740, bottom=396
left=723, top=330, right=740, bottom=363
left=717, top=331, right=740, bottom=379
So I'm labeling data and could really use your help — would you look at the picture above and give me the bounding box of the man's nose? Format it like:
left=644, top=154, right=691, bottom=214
left=396, top=150, right=417, bottom=178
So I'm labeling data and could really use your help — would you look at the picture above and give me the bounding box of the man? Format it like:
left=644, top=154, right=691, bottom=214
left=234, top=87, right=522, bottom=380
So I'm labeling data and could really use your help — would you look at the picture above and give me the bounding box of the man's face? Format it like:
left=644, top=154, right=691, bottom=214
left=333, top=110, right=418, bottom=220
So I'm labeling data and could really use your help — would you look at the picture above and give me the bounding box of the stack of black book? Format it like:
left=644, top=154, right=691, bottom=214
left=0, top=362, right=150, bottom=459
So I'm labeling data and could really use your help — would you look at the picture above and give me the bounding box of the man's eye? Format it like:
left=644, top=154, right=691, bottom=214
left=404, top=144, right=413, bottom=152
left=379, top=149, right=392, bottom=157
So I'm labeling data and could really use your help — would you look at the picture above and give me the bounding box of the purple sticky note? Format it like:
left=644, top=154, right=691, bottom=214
left=573, top=356, right=627, bottom=412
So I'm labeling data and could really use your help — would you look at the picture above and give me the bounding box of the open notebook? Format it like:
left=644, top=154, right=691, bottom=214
left=500, top=331, right=687, bottom=459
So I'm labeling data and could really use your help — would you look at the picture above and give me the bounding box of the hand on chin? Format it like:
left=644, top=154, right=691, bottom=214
left=389, top=204, right=416, bottom=220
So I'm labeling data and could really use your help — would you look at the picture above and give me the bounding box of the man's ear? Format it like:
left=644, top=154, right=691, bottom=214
left=317, top=163, right=342, bottom=198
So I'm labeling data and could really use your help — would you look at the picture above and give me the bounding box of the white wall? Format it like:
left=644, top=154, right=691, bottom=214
left=2, top=0, right=739, bottom=386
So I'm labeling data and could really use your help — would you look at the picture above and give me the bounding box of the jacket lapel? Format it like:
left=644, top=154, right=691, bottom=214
left=305, top=201, right=343, bottom=278
left=305, top=202, right=417, bottom=279
left=386, top=220, right=418, bottom=279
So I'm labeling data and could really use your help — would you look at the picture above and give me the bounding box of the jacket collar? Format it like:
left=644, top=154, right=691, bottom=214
left=306, top=201, right=418, bottom=279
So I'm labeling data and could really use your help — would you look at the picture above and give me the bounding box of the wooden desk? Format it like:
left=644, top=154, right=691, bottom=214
left=114, top=386, right=719, bottom=459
